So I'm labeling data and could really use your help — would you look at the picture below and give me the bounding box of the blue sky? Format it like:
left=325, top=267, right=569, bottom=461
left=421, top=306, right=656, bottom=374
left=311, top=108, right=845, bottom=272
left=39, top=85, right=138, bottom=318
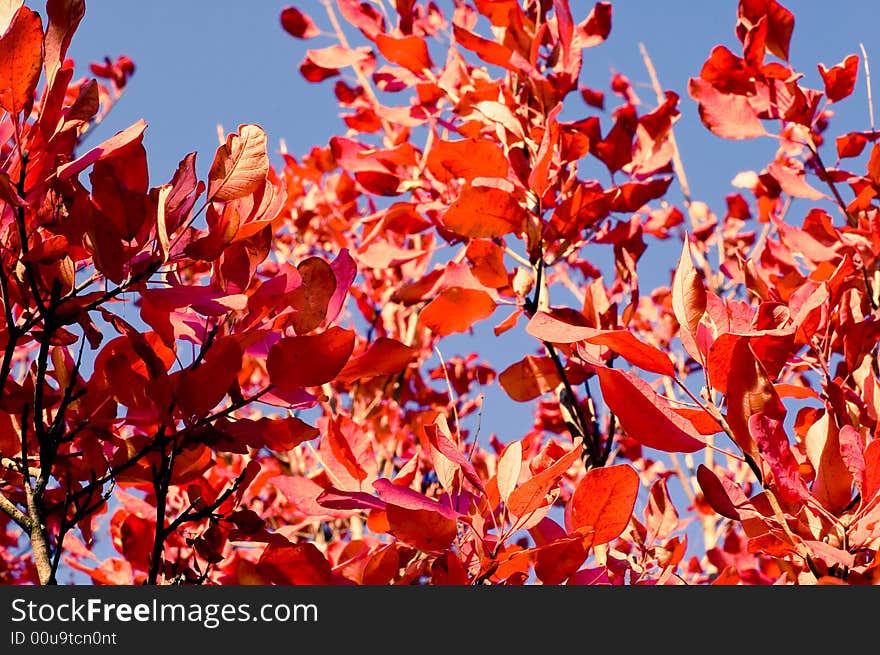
left=54, top=1, right=880, bottom=578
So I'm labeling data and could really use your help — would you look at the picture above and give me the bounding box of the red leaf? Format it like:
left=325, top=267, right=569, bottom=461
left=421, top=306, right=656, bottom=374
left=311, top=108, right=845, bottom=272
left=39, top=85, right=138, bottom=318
left=526, top=311, right=673, bottom=375
left=506, top=439, right=583, bottom=519
left=44, top=0, right=85, bottom=88
left=687, top=77, right=766, bottom=140
left=452, top=22, right=514, bottom=70
left=579, top=330, right=674, bottom=377
left=175, top=336, right=242, bottom=417
left=836, top=132, right=870, bottom=159
left=864, top=440, right=880, bottom=500
left=838, top=425, right=865, bottom=497
left=0, top=6, right=42, bottom=116
left=419, top=287, right=496, bottom=336
left=672, top=407, right=723, bottom=435
left=316, top=487, right=386, bottom=512
left=326, top=416, right=368, bottom=485
left=337, top=0, right=385, bottom=40
left=267, top=327, right=355, bottom=390
left=805, top=413, right=854, bottom=513
left=645, top=478, right=679, bottom=542
left=818, top=54, right=859, bottom=103
left=336, top=337, right=417, bottom=384
left=255, top=416, right=319, bottom=451
left=289, top=256, right=336, bottom=334
left=696, top=465, right=745, bottom=520
left=57, top=120, right=147, bottom=180
left=534, top=538, right=589, bottom=584
left=749, top=413, right=809, bottom=504
left=738, top=0, right=795, bottom=61
left=373, top=478, right=458, bottom=520
left=708, top=334, right=784, bottom=458
left=596, top=368, right=704, bottom=453
left=426, top=138, right=510, bottom=183
left=270, top=475, right=357, bottom=519
left=306, top=44, right=373, bottom=70
left=325, top=248, right=356, bottom=326
left=425, top=417, right=485, bottom=493
left=441, top=182, right=527, bottom=238
left=376, top=33, right=433, bottom=74
left=90, top=138, right=149, bottom=241
left=609, top=178, right=673, bottom=212
left=465, top=239, right=508, bottom=289
left=499, top=356, right=561, bottom=402
left=20, top=234, right=69, bottom=264
left=767, top=161, right=826, bottom=200
left=354, top=170, right=401, bottom=196
left=385, top=505, right=457, bottom=554
left=256, top=541, right=332, bottom=584
left=569, top=464, right=639, bottom=544
left=577, top=2, right=612, bottom=48
left=280, top=6, right=319, bottom=38
left=526, top=310, right=593, bottom=343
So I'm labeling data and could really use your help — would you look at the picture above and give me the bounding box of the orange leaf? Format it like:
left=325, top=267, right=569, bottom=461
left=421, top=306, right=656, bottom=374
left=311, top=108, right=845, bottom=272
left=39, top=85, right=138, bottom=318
left=207, top=124, right=269, bottom=202
left=597, top=367, right=704, bottom=453
left=581, top=330, right=674, bottom=377
left=419, top=287, right=496, bottom=336
left=376, top=33, right=433, bottom=74
left=498, top=355, right=561, bottom=402
left=465, top=239, right=508, bottom=288
left=0, top=6, right=42, bottom=116
left=507, top=439, right=582, bottom=519
left=326, top=416, right=367, bottom=485
left=569, top=464, right=639, bottom=545
left=336, top=337, right=418, bottom=384
left=441, top=182, right=527, bottom=239
left=267, top=327, right=355, bottom=390
left=426, top=138, right=510, bottom=182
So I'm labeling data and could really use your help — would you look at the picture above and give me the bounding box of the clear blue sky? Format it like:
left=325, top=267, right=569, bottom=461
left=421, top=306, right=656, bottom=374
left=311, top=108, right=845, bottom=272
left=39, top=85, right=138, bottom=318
left=55, top=1, right=879, bottom=578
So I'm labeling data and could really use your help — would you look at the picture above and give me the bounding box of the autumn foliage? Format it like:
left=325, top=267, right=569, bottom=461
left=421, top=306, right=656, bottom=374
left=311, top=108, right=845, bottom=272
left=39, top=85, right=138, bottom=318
left=1, top=0, right=879, bottom=586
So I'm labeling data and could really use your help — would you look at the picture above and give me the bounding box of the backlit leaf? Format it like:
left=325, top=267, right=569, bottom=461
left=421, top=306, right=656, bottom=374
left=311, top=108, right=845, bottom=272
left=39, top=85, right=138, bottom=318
left=597, top=368, right=704, bottom=453
left=0, top=6, right=42, bottom=116
left=267, top=327, right=355, bottom=390
left=419, top=287, right=496, bottom=336
left=507, top=439, right=582, bottom=519
left=687, top=77, right=766, bottom=140
left=498, top=355, right=561, bottom=402
left=207, top=124, right=269, bottom=202
left=441, top=182, right=527, bottom=239
left=570, top=464, right=639, bottom=546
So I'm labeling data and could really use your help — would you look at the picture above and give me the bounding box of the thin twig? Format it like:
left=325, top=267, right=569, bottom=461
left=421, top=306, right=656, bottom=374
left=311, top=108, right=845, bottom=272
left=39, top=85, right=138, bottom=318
left=860, top=43, right=875, bottom=133
left=434, top=346, right=463, bottom=444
